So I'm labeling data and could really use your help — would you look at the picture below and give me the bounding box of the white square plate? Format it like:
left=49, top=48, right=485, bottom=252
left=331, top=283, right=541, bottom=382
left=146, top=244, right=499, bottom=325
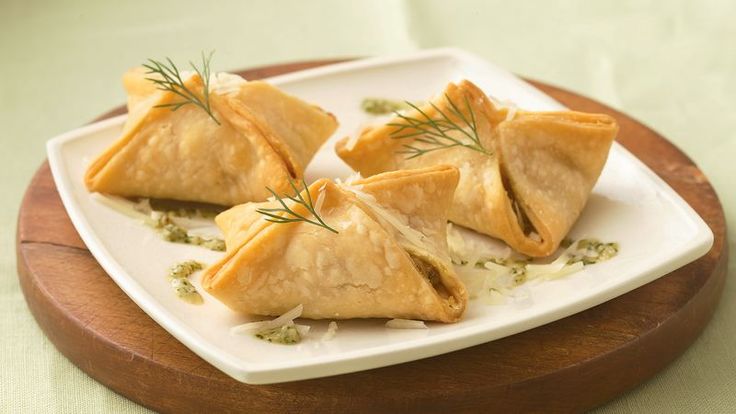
left=47, top=48, right=713, bottom=384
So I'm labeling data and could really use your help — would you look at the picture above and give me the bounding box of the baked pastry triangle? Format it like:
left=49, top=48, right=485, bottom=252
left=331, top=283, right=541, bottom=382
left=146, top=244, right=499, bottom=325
left=202, top=165, right=467, bottom=323
left=85, top=68, right=337, bottom=206
left=336, top=80, right=618, bottom=257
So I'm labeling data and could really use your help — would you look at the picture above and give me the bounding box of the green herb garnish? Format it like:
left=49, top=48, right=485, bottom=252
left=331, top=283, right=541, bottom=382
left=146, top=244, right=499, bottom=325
left=388, top=94, right=491, bottom=159
left=143, top=51, right=220, bottom=125
left=256, top=179, right=338, bottom=234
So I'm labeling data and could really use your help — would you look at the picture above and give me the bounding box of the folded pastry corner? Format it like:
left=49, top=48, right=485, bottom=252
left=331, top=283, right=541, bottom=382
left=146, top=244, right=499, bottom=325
left=336, top=80, right=618, bottom=257
left=202, top=165, right=467, bottom=323
left=496, top=110, right=618, bottom=256
left=85, top=68, right=337, bottom=206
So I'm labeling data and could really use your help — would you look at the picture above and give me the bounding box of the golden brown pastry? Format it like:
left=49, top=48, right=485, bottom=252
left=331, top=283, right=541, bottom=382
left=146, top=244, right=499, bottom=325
left=85, top=68, right=337, bottom=206
left=336, top=80, right=618, bottom=257
left=202, top=165, right=467, bottom=323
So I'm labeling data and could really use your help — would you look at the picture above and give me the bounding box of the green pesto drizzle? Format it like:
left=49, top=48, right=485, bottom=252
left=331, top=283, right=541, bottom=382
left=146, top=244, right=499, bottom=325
left=487, top=257, right=531, bottom=285
left=452, top=238, right=619, bottom=287
left=167, top=260, right=204, bottom=304
left=148, top=211, right=225, bottom=251
left=255, top=323, right=301, bottom=345
left=361, top=98, right=412, bottom=115
left=566, top=239, right=620, bottom=265
left=147, top=198, right=224, bottom=219
left=168, top=260, right=204, bottom=279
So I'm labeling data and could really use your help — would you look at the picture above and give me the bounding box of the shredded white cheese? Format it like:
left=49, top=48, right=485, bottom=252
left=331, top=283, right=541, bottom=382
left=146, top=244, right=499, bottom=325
left=314, top=183, right=327, bottom=218
left=454, top=259, right=515, bottom=301
left=91, top=193, right=150, bottom=221
left=294, top=323, right=311, bottom=337
left=93, top=193, right=221, bottom=239
left=209, top=72, right=247, bottom=96
left=541, top=261, right=584, bottom=281
left=505, top=103, right=518, bottom=122
left=339, top=184, right=436, bottom=256
left=488, top=95, right=519, bottom=121
left=344, top=133, right=361, bottom=151
left=448, top=227, right=592, bottom=304
left=447, top=223, right=511, bottom=264
left=133, top=198, right=152, bottom=215
left=524, top=241, right=583, bottom=282
left=230, top=304, right=306, bottom=335
left=342, top=172, right=364, bottom=185
left=321, top=321, right=338, bottom=341
left=385, top=319, right=427, bottom=329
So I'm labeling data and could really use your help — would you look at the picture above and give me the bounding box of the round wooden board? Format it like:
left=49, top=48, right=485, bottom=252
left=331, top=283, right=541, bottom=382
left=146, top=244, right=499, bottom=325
left=17, top=60, right=728, bottom=414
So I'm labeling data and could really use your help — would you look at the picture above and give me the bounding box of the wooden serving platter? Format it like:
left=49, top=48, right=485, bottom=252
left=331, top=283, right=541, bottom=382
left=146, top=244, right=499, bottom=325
left=16, top=60, right=728, bottom=413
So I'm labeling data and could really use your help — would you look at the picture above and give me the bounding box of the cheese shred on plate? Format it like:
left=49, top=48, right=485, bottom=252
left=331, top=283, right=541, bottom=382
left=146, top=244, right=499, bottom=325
left=447, top=225, right=619, bottom=304
left=322, top=321, right=338, bottom=341
left=385, top=319, right=427, bottom=329
left=231, top=304, right=311, bottom=345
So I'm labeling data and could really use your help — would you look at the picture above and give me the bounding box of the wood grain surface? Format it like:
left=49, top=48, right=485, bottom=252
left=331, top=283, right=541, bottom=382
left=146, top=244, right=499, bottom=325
left=16, top=60, right=728, bottom=413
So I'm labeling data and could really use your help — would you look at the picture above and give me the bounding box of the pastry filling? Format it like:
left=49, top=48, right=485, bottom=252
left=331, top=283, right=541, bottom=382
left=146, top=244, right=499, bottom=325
left=511, top=198, right=535, bottom=236
left=501, top=174, right=538, bottom=238
left=408, top=253, right=451, bottom=300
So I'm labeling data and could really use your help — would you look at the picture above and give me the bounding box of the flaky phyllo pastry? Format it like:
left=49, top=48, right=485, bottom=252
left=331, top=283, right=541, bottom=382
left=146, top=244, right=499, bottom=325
left=84, top=68, right=337, bottom=205
left=336, top=80, right=618, bottom=257
left=201, top=165, right=468, bottom=323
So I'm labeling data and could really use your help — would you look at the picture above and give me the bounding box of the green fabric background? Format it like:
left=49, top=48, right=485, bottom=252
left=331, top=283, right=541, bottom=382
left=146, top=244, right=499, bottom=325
left=2, top=0, right=734, bottom=412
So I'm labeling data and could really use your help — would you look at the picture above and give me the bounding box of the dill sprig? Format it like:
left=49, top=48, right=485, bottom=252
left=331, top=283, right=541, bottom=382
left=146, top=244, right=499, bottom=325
left=256, top=179, right=338, bottom=234
left=143, top=51, right=220, bottom=125
left=387, top=94, right=491, bottom=159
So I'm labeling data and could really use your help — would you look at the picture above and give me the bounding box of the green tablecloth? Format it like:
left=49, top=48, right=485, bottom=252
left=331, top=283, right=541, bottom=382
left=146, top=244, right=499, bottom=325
left=2, top=0, right=734, bottom=411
